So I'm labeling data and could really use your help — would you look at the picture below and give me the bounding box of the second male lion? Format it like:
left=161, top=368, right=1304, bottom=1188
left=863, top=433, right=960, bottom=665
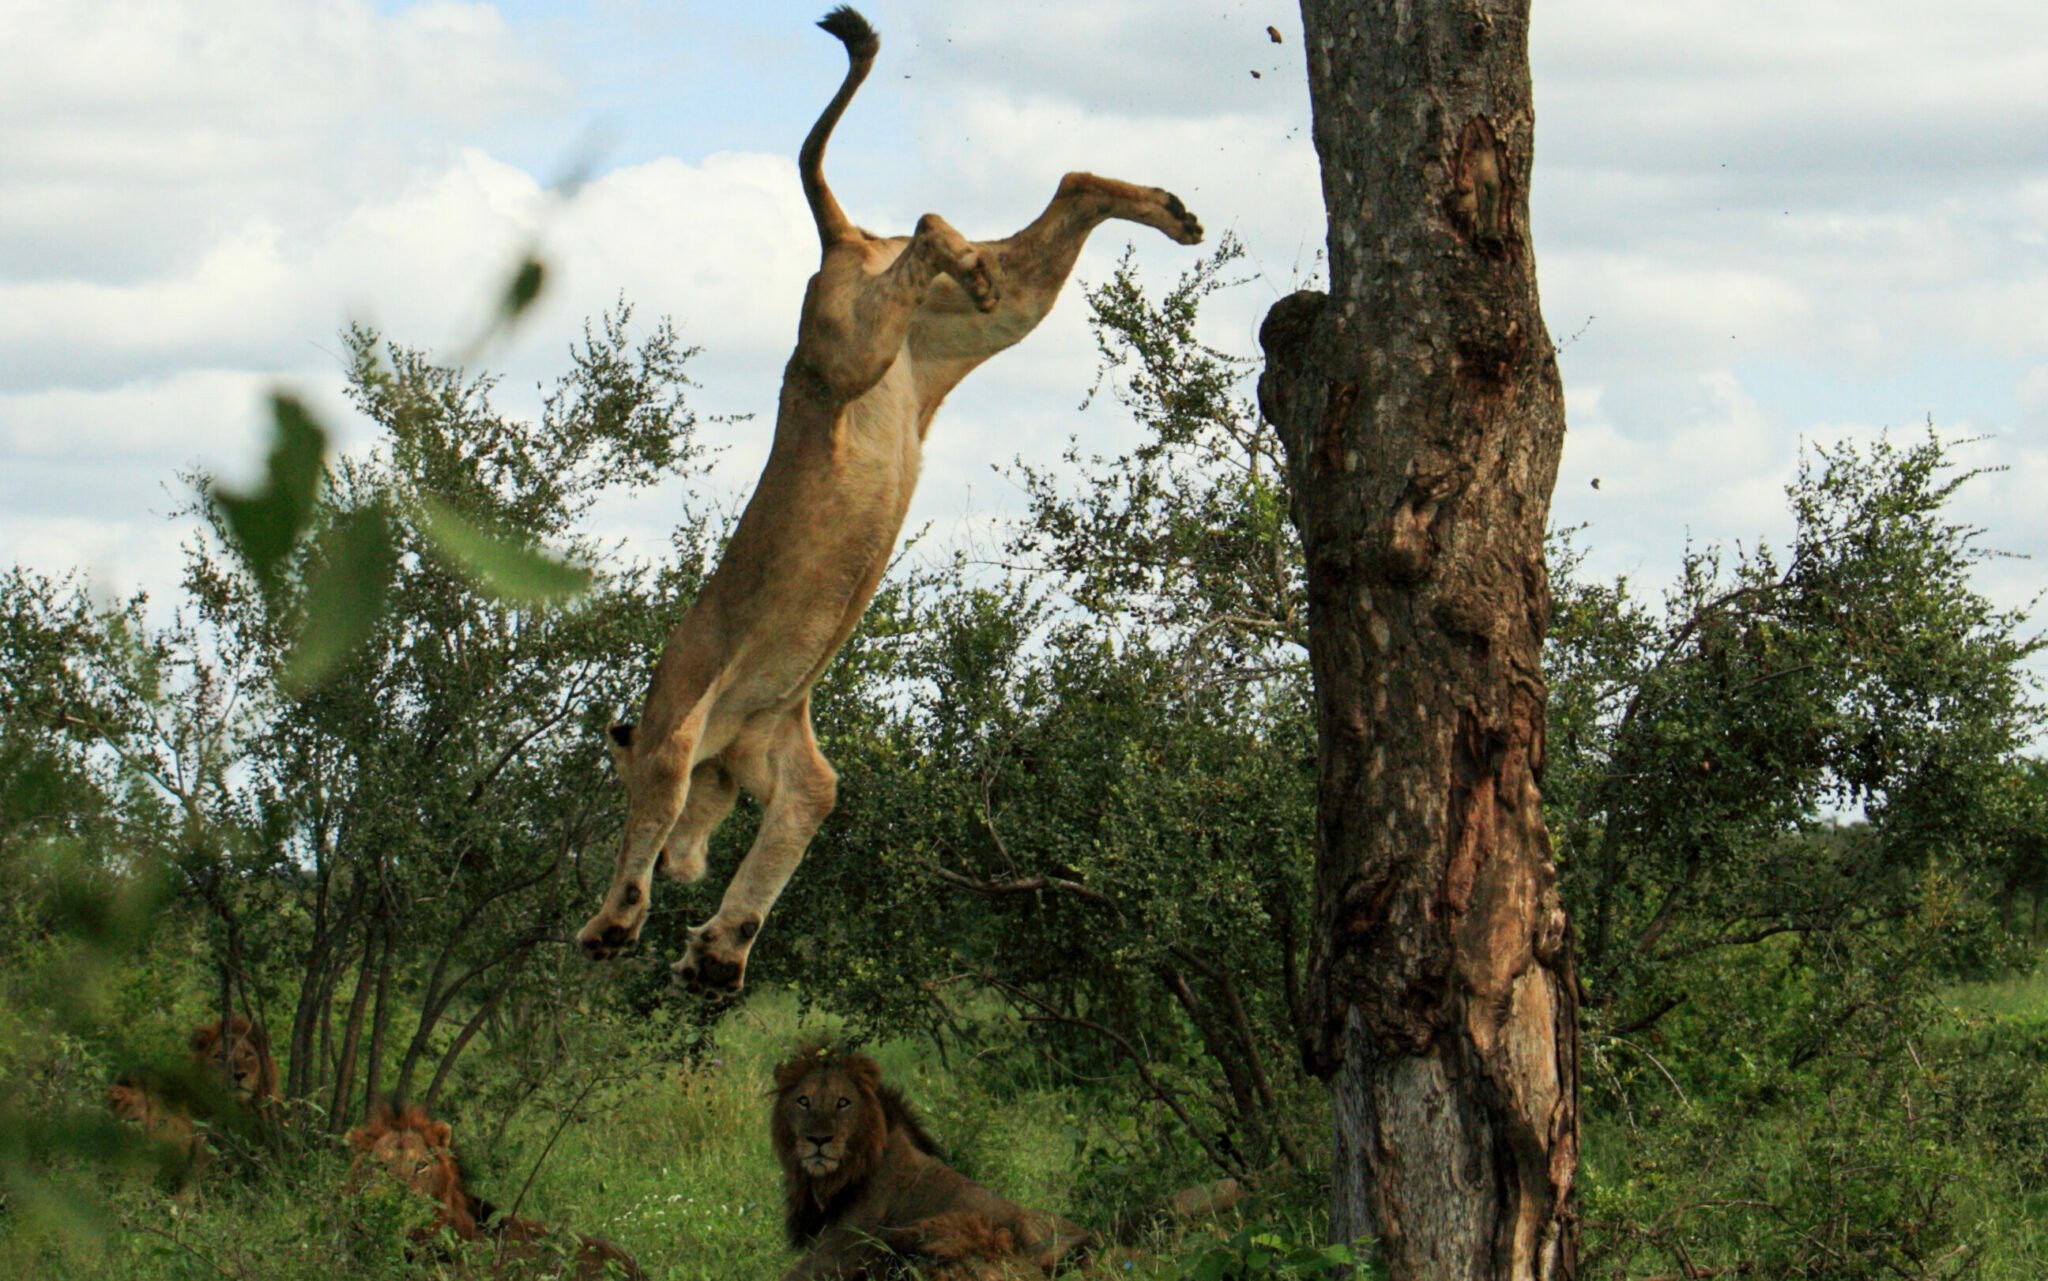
left=771, top=1043, right=1091, bottom=1279
left=578, top=6, right=1201, bottom=993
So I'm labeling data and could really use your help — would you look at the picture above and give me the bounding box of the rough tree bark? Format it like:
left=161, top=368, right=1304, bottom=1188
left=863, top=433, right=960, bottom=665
left=1257, top=3, right=1578, bottom=1278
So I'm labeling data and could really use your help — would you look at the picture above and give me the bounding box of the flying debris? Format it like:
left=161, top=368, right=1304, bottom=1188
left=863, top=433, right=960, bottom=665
left=1267, top=25, right=1283, bottom=43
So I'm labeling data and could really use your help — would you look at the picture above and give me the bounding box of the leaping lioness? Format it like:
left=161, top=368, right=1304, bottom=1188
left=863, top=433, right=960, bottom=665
left=579, top=6, right=1202, bottom=993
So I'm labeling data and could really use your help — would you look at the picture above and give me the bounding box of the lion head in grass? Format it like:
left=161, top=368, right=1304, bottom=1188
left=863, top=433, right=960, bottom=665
left=105, top=1067, right=206, bottom=1176
left=347, top=1102, right=645, bottom=1280
left=347, top=1101, right=476, bottom=1234
left=770, top=1041, right=1090, bottom=1277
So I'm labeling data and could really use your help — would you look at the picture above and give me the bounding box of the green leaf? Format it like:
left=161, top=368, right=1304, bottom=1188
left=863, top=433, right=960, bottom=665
left=211, top=392, right=328, bottom=590
left=419, top=496, right=591, bottom=605
left=281, top=503, right=398, bottom=694
left=502, top=254, right=547, bottom=321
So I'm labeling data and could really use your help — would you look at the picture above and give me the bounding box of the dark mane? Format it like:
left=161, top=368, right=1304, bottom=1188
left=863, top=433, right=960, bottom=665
left=774, top=1041, right=950, bottom=1246
left=876, top=1081, right=942, bottom=1159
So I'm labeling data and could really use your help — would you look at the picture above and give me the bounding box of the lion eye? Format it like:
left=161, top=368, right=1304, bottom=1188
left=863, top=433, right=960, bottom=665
left=836, top=1097, right=850, bottom=1110
left=797, top=1096, right=810, bottom=1109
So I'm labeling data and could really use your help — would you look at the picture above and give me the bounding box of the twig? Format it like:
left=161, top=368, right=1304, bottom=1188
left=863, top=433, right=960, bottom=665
left=498, top=1069, right=610, bottom=1270
left=921, top=860, right=1112, bottom=906
left=1609, top=1036, right=1689, bottom=1108
left=125, top=1220, right=247, bottom=1280
left=977, top=971, right=1242, bottom=1178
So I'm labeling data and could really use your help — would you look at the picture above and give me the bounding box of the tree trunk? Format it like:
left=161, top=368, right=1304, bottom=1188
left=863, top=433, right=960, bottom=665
left=1258, top=3, right=1578, bottom=1277
left=361, top=921, right=398, bottom=1116
left=327, top=925, right=377, bottom=1134
left=423, top=954, right=530, bottom=1113
left=287, top=919, right=334, bottom=1102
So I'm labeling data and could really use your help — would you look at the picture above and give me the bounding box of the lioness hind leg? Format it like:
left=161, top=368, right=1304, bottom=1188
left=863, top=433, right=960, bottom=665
left=674, top=707, right=836, bottom=996
left=658, top=761, right=739, bottom=883
left=797, top=212, right=997, bottom=400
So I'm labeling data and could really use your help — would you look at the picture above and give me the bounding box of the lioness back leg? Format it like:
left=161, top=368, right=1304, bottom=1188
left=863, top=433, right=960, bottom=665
left=659, top=761, right=739, bottom=883
left=796, top=212, right=997, bottom=402
left=674, top=704, right=836, bottom=996
left=909, top=172, right=1202, bottom=396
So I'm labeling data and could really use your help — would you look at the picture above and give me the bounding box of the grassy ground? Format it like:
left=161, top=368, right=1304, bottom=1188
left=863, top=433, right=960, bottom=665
left=1944, top=958, right=2048, bottom=1023
left=17, top=965, right=2047, bottom=1278
left=0, top=989, right=1267, bottom=1280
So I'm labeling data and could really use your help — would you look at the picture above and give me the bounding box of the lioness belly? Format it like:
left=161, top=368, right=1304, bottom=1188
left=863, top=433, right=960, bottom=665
left=710, top=364, right=921, bottom=709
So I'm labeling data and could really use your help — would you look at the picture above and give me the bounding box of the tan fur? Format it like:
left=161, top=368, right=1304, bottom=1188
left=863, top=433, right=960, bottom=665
left=188, top=1016, right=279, bottom=1108
left=770, top=1045, right=1092, bottom=1280
left=347, top=1103, right=644, bottom=1280
left=578, top=5, right=1201, bottom=995
left=105, top=1072, right=208, bottom=1179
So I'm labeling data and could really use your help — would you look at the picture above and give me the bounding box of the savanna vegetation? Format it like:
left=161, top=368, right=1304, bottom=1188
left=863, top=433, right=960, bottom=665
left=1, top=232, right=2043, bottom=1279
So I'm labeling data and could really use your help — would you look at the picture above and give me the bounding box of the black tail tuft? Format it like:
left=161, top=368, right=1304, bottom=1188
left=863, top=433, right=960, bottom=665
left=817, top=6, right=879, bottom=60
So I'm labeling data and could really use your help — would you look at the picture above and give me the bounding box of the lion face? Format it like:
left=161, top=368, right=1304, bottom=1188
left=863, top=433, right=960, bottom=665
left=346, top=1105, right=470, bottom=1230
left=772, top=1052, right=887, bottom=1192
left=106, top=1078, right=190, bottom=1144
left=361, top=1125, right=459, bottom=1203
left=105, top=1081, right=159, bottom=1128
left=780, top=1063, right=868, bottom=1178
left=188, top=1018, right=277, bottom=1103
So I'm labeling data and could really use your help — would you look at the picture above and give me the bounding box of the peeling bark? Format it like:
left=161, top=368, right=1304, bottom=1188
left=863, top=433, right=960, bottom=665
left=1260, top=3, right=1578, bottom=1277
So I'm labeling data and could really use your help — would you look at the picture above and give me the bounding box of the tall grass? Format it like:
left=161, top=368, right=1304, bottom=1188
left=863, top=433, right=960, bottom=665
left=0, top=989, right=1266, bottom=1279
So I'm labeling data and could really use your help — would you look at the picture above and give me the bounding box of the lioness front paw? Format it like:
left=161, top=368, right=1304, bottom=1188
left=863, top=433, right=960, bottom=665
left=577, top=892, right=650, bottom=960
left=672, top=916, right=760, bottom=998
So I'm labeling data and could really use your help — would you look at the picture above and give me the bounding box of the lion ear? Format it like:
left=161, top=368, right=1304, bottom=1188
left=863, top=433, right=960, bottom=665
left=844, top=1055, right=882, bottom=1091
left=226, top=1016, right=252, bottom=1036
left=772, top=1059, right=811, bottom=1091
left=426, top=1121, right=453, bottom=1149
left=346, top=1124, right=373, bottom=1150
left=189, top=1025, right=219, bottom=1053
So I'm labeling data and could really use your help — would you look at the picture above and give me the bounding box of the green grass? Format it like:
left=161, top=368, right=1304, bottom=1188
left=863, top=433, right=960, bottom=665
left=1, top=989, right=1262, bottom=1279
left=1944, top=960, right=2048, bottom=1023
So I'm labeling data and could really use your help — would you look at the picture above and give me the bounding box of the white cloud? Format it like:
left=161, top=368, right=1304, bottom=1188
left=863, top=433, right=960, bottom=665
left=0, top=0, right=2041, bottom=699
left=0, top=0, right=565, bottom=284
left=891, top=0, right=1303, bottom=120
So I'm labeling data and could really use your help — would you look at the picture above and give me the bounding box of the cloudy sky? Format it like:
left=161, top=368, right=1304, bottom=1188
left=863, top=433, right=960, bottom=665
left=3, top=0, right=2043, bottom=687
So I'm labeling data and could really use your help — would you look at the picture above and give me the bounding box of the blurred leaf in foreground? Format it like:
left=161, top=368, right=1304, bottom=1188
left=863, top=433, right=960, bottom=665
left=209, top=393, right=327, bottom=591
left=464, top=252, right=550, bottom=360
left=502, top=254, right=546, bottom=322
left=420, top=496, right=591, bottom=605
left=280, top=502, right=398, bottom=695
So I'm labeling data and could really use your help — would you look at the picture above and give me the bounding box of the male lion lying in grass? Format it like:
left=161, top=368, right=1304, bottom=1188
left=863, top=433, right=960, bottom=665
left=347, top=1102, right=644, bottom=1280
left=577, top=5, right=1202, bottom=996
left=772, top=1043, right=1092, bottom=1279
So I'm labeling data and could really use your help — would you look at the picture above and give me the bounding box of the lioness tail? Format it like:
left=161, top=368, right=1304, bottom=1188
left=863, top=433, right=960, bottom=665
left=801, top=7, right=879, bottom=248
